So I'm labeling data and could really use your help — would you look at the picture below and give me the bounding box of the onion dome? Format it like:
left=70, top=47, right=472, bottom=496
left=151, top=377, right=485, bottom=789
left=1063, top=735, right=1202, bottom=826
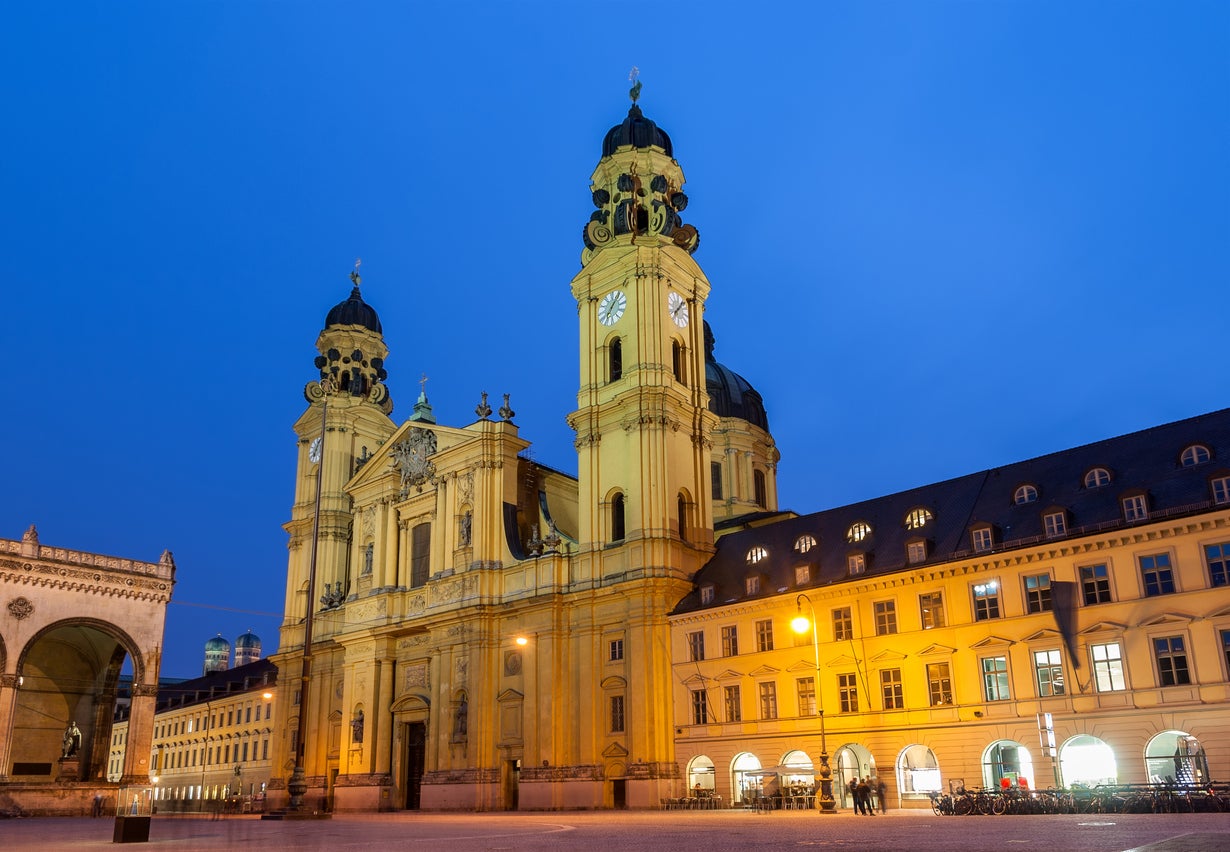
left=205, top=635, right=230, bottom=652
left=203, top=633, right=231, bottom=675
left=235, top=630, right=260, bottom=649
left=704, top=322, right=769, bottom=431
left=325, top=285, right=382, bottom=334
left=601, top=104, right=673, bottom=158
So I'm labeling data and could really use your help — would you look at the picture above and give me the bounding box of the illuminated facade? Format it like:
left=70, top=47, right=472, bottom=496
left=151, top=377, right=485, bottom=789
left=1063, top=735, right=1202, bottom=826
left=671, top=410, right=1230, bottom=807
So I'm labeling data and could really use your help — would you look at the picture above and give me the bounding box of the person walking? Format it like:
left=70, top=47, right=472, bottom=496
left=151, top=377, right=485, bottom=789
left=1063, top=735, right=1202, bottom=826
left=847, top=778, right=858, bottom=810
left=875, top=777, right=888, bottom=813
left=856, top=778, right=873, bottom=815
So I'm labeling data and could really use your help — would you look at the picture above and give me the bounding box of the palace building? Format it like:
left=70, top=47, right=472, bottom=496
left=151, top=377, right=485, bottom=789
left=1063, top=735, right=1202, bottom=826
left=266, top=94, right=1230, bottom=812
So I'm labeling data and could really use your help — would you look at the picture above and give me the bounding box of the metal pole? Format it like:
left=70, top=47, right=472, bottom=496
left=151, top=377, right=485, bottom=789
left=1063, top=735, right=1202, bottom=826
left=796, top=593, right=835, bottom=812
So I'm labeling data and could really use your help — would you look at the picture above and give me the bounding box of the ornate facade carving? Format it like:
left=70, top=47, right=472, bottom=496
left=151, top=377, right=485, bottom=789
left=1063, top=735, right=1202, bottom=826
left=390, top=428, right=437, bottom=495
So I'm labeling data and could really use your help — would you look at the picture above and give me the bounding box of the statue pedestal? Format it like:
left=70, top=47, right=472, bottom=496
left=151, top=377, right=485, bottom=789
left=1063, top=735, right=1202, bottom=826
left=57, top=757, right=80, bottom=782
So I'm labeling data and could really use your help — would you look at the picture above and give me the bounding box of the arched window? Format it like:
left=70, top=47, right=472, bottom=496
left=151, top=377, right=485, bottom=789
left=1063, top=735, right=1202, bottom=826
left=1084, top=468, right=1111, bottom=489
left=982, top=740, right=1035, bottom=790
left=754, top=470, right=767, bottom=508
left=1014, top=485, right=1039, bottom=505
left=1145, top=730, right=1207, bottom=785
left=672, top=340, right=685, bottom=384
left=677, top=494, right=688, bottom=542
left=794, top=534, right=817, bottom=554
left=905, top=507, right=933, bottom=530
left=1180, top=444, right=1211, bottom=467
left=746, top=545, right=768, bottom=565
left=410, top=522, right=431, bottom=588
left=897, top=744, right=941, bottom=798
left=611, top=493, right=626, bottom=542
left=847, top=522, right=871, bottom=543
left=609, top=338, right=623, bottom=383
left=1058, top=735, right=1117, bottom=787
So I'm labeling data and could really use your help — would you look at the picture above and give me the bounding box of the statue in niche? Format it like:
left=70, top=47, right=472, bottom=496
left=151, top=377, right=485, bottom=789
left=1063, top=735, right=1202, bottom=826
left=362, top=543, right=374, bottom=575
left=61, top=721, right=82, bottom=758
left=351, top=709, right=364, bottom=744
left=453, top=696, right=468, bottom=740
left=459, top=512, right=472, bottom=547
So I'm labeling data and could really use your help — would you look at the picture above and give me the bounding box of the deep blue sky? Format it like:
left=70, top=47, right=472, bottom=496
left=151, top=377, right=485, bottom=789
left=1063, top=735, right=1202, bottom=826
left=4, top=2, right=1226, bottom=679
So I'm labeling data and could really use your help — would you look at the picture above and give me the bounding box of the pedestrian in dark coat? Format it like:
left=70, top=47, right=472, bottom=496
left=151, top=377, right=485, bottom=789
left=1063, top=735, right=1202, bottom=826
left=875, top=777, right=887, bottom=813
left=856, top=778, right=873, bottom=815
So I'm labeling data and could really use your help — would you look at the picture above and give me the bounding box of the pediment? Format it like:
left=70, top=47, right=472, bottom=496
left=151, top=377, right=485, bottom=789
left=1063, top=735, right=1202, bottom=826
left=1021, top=628, right=1061, bottom=643
left=328, top=709, right=343, bottom=722
left=1208, top=605, right=1230, bottom=619
left=347, top=418, right=476, bottom=496
left=917, top=643, right=957, bottom=657
left=496, top=688, right=524, bottom=703
left=1078, top=621, right=1127, bottom=636
left=869, top=649, right=907, bottom=663
left=786, top=660, right=817, bottom=674
left=391, top=693, right=431, bottom=713
left=601, top=675, right=627, bottom=690
left=748, top=665, right=782, bottom=677
left=602, top=742, right=629, bottom=758
left=682, top=674, right=709, bottom=687
left=969, top=635, right=1014, bottom=649
left=1137, top=612, right=1194, bottom=627
left=714, top=669, right=745, bottom=681
left=825, top=654, right=858, bottom=668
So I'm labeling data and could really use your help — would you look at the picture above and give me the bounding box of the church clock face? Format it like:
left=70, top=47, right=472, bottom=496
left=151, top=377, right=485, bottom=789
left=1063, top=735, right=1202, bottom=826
left=598, top=290, right=626, bottom=326
left=668, top=291, right=689, bottom=328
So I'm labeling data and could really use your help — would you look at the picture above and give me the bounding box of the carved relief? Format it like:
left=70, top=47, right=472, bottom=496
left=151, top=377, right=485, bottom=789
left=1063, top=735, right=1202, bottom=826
left=6, top=596, right=33, bottom=620
left=403, top=663, right=429, bottom=691
left=390, top=428, right=437, bottom=495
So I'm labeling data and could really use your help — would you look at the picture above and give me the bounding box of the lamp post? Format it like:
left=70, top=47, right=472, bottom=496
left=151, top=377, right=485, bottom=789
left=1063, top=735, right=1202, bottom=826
left=792, top=593, right=835, bottom=812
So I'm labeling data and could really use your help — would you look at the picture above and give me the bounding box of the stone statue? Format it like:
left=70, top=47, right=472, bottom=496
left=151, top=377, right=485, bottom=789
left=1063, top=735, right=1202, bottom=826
left=61, top=721, right=82, bottom=758
left=454, top=696, right=468, bottom=740
left=351, top=709, right=364, bottom=744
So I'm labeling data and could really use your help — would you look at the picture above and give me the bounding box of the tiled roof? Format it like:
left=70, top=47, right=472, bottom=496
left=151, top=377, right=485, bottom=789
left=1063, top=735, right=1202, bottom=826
left=674, top=408, right=1230, bottom=614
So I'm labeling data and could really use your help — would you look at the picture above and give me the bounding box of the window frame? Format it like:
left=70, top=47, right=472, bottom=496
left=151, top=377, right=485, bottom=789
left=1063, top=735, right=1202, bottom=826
left=847, top=553, right=866, bottom=574
left=918, top=591, right=945, bottom=630
left=981, top=655, right=1010, bottom=702
left=873, top=599, right=898, bottom=636
left=1212, top=475, right=1230, bottom=505
left=690, top=689, right=708, bottom=725
left=1024, top=573, right=1053, bottom=614
left=1033, top=649, right=1066, bottom=697
left=610, top=694, right=626, bottom=733
left=755, top=619, right=775, bottom=653
left=972, top=579, right=1002, bottom=621
left=1205, top=541, right=1230, bottom=588
left=1042, top=510, right=1067, bottom=538
left=1181, top=444, right=1211, bottom=467
left=971, top=526, right=994, bottom=553
left=758, top=681, right=778, bottom=720
left=1153, top=635, right=1192, bottom=687
left=796, top=676, right=816, bottom=716
left=838, top=672, right=859, bottom=713
left=832, top=607, right=853, bottom=642
left=1090, top=641, right=1126, bottom=692
left=881, top=668, right=904, bottom=710
left=1122, top=493, right=1149, bottom=522
left=1014, top=484, right=1038, bottom=505
left=906, top=539, right=927, bottom=564
left=721, top=625, right=739, bottom=657
left=1084, top=467, right=1112, bottom=489
left=687, top=630, right=705, bottom=662
left=926, top=662, right=953, bottom=706
left=609, top=638, right=624, bottom=661
left=1079, top=562, right=1114, bottom=605
left=723, top=684, right=742, bottom=723
left=1139, top=552, right=1177, bottom=597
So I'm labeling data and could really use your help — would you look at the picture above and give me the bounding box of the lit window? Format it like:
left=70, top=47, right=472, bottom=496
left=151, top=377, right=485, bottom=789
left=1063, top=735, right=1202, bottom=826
left=905, top=508, right=933, bottom=530
left=1212, top=476, right=1230, bottom=505
left=796, top=677, right=816, bottom=716
left=1181, top=445, right=1211, bottom=467
left=1085, top=468, right=1112, bottom=489
left=1024, top=574, right=1052, bottom=614
left=971, top=527, right=994, bottom=553
left=687, top=631, right=705, bottom=662
left=1154, top=636, right=1191, bottom=686
left=1034, top=649, right=1065, bottom=696
left=1091, top=642, right=1126, bottom=692
left=973, top=580, right=1001, bottom=620
left=795, top=564, right=811, bottom=585
left=747, top=545, right=768, bottom=565
left=1043, top=511, right=1067, bottom=538
left=756, top=619, right=774, bottom=652
left=745, top=575, right=761, bottom=595
left=874, top=600, right=897, bottom=635
left=906, top=540, right=927, bottom=564
left=927, top=662, right=953, bottom=705
left=881, top=668, right=903, bottom=710
left=721, top=625, right=738, bottom=657
left=982, top=656, right=1010, bottom=701
left=700, top=585, right=714, bottom=605
left=848, top=553, right=866, bottom=574
left=794, top=534, right=817, bottom=554
left=1123, top=494, right=1149, bottom=522
left=1140, top=553, right=1176, bottom=596
left=1079, top=563, right=1113, bottom=605
left=838, top=673, right=859, bottom=712
left=832, top=607, right=852, bottom=641
left=919, top=592, right=945, bottom=629
left=847, top=522, right=871, bottom=543
left=1206, top=542, right=1230, bottom=588
left=758, top=682, right=778, bottom=720
left=724, top=685, right=742, bottom=722
left=1015, top=485, right=1038, bottom=505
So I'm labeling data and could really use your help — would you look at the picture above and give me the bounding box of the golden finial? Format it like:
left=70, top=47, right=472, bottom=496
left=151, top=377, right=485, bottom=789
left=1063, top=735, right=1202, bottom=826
left=629, top=66, right=642, bottom=104
left=349, top=257, right=362, bottom=287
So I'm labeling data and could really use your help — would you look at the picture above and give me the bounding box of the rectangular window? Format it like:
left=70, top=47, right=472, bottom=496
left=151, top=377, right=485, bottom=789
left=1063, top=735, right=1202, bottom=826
left=1043, top=512, right=1067, bottom=538
left=1024, top=573, right=1053, bottom=614
left=687, top=631, right=705, bottom=662
left=700, top=585, right=715, bottom=605
left=1213, top=476, right=1230, bottom=505
left=832, top=607, right=853, bottom=641
left=795, top=564, right=811, bottom=585
left=1154, top=636, right=1191, bottom=686
left=881, top=668, right=904, bottom=710
left=411, top=522, right=432, bottom=588
left=721, top=625, right=739, bottom=657
left=919, top=592, right=945, bottom=629
left=1123, top=494, right=1149, bottom=522
left=838, top=673, right=859, bottom=712
left=262, top=740, right=269, bottom=760
left=711, top=462, right=723, bottom=500
left=982, top=656, right=1010, bottom=701
left=756, top=619, right=774, bottom=652
left=266, top=703, right=272, bottom=720
left=1034, top=649, right=1065, bottom=696
left=754, top=470, right=767, bottom=508
left=609, top=639, right=624, bottom=661
left=1205, top=542, right=1230, bottom=588
left=245, top=706, right=252, bottom=723
left=796, top=677, right=816, bottom=716
left=1140, top=553, right=1176, bottom=596
left=690, top=689, right=708, bottom=725
left=973, top=580, right=1001, bottom=620
left=758, top=682, right=778, bottom=720
left=242, top=742, right=249, bottom=762
left=1079, top=564, right=1112, bottom=605
left=848, top=554, right=865, bottom=574
left=724, top=685, right=742, bottom=722
left=926, top=662, right=953, bottom=706
left=906, top=541, right=927, bottom=564
left=746, top=576, right=761, bottom=595
left=610, top=695, right=626, bottom=732
left=874, top=600, right=897, bottom=635
left=1221, top=629, right=1230, bottom=677
left=971, top=527, right=993, bottom=553
left=1091, top=642, right=1126, bottom=692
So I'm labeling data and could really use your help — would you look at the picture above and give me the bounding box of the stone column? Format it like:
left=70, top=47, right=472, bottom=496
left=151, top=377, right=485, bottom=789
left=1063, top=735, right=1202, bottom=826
left=122, top=683, right=159, bottom=782
left=375, top=654, right=394, bottom=775
left=0, top=674, right=18, bottom=781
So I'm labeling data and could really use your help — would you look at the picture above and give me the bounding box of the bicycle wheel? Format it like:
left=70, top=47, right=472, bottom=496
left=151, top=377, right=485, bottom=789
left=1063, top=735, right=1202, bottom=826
left=932, top=796, right=944, bottom=816
left=992, top=795, right=1008, bottom=815
left=955, top=795, right=974, bottom=816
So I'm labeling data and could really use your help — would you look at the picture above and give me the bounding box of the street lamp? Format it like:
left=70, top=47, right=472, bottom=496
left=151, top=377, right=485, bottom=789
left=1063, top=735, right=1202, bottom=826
left=791, top=593, right=835, bottom=812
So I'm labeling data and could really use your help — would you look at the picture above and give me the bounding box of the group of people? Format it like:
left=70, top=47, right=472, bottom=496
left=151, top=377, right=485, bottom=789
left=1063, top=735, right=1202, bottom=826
left=848, top=776, right=887, bottom=815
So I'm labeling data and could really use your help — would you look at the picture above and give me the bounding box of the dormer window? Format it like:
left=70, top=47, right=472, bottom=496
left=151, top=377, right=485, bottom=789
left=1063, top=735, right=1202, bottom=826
left=794, top=534, right=817, bottom=554
left=971, top=526, right=994, bottom=553
left=1084, top=468, right=1112, bottom=489
left=745, top=575, right=761, bottom=595
left=848, top=553, right=866, bottom=574
left=700, top=585, right=715, bottom=605
left=1213, top=476, right=1230, bottom=505
left=795, top=564, right=811, bottom=585
left=905, top=508, right=933, bottom=530
left=847, top=522, right=872, bottom=543
left=746, top=545, right=768, bottom=565
left=1014, top=485, right=1038, bottom=505
left=1043, top=510, right=1067, bottom=538
left=1123, top=493, right=1149, bottom=522
left=906, top=540, right=928, bottom=564
left=1181, top=444, right=1211, bottom=467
